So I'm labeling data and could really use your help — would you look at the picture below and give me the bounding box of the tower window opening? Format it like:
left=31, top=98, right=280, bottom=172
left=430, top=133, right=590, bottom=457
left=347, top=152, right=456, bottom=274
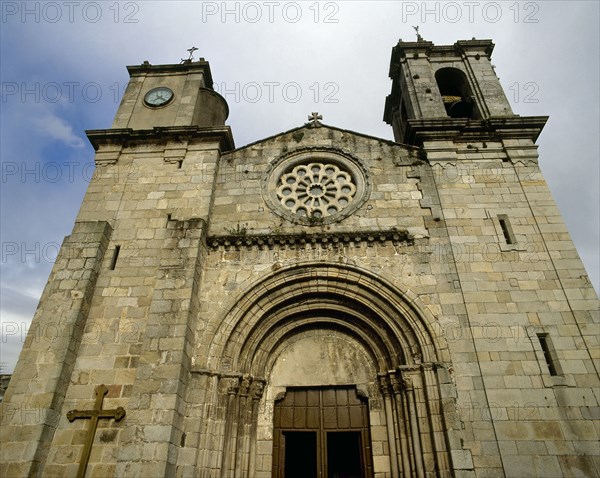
left=497, top=214, right=516, bottom=244
left=109, top=245, right=121, bottom=270
left=435, top=67, right=477, bottom=119
left=537, top=333, right=560, bottom=376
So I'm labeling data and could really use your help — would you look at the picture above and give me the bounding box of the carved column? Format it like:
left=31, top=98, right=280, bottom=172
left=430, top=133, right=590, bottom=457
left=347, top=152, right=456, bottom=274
left=234, top=375, right=252, bottom=477
left=379, top=374, right=400, bottom=478
left=220, top=375, right=240, bottom=478
left=390, top=372, right=411, bottom=477
left=217, top=374, right=266, bottom=478
left=423, top=364, right=451, bottom=475
left=247, top=379, right=266, bottom=477
left=403, top=375, right=425, bottom=478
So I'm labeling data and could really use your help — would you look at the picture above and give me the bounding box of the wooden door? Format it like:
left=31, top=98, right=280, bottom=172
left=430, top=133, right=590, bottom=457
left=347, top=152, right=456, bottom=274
left=272, top=386, right=373, bottom=478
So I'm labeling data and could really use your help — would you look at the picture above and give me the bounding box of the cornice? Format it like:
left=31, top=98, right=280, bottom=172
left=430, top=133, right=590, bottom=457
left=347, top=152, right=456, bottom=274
left=127, top=60, right=215, bottom=88
left=388, top=39, right=495, bottom=78
left=405, top=116, right=548, bottom=145
left=207, top=229, right=413, bottom=250
left=85, top=126, right=235, bottom=152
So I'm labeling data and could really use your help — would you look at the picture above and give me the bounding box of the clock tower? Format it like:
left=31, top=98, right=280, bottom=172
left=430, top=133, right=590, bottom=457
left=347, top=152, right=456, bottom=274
left=112, top=59, right=229, bottom=129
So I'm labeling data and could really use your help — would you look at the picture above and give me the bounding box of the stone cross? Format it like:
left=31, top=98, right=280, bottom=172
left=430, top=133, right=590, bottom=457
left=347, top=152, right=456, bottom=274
left=67, top=384, right=125, bottom=478
left=308, top=112, right=323, bottom=127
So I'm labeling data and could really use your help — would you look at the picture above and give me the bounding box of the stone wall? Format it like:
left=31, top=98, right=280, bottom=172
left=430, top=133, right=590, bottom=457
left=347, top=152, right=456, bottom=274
left=1, top=122, right=598, bottom=478
left=428, top=136, right=599, bottom=477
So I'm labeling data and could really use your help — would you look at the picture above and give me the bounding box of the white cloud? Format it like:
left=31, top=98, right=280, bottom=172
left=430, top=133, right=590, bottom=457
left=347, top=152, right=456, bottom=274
left=32, top=113, right=85, bottom=148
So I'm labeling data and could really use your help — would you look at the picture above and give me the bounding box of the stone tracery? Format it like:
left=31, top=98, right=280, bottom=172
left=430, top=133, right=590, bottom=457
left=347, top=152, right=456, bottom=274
left=262, top=148, right=371, bottom=226
left=276, top=162, right=357, bottom=219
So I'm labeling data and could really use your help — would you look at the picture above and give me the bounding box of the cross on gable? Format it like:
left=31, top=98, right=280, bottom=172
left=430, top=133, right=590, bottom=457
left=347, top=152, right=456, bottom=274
left=308, top=112, right=323, bottom=127
left=67, top=384, right=125, bottom=478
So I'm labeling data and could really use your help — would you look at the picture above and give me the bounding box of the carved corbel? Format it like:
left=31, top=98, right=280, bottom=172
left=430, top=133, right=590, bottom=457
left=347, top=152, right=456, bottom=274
left=239, top=375, right=252, bottom=397
left=249, top=379, right=266, bottom=401
left=378, top=374, right=392, bottom=396
left=390, top=372, right=405, bottom=395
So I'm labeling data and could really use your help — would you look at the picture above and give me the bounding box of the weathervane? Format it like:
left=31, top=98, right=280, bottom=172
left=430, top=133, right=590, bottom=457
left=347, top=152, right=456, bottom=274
left=412, top=26, right=423, bottom=42
left=181, top=46, right=199, bottom=63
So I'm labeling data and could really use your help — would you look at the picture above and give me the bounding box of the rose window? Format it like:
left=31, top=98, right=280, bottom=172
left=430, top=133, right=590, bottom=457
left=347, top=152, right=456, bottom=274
left=276, top=163, right=357, bottom=219
left=262, top=149, right=370, bottom=226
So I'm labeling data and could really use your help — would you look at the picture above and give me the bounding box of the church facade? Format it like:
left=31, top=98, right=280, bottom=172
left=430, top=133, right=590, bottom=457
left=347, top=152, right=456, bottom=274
left=1, top=39, right=598, bottom=478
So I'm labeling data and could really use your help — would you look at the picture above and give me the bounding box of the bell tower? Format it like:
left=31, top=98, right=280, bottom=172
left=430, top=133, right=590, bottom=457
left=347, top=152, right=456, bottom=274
left=383, top=39, right=546, bottom=144
left=383, top=39, right=600, bottom=478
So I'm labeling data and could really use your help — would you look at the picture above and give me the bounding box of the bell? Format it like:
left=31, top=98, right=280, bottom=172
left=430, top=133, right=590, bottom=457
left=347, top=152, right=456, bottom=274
left=442, top=95, right=462, bottom=104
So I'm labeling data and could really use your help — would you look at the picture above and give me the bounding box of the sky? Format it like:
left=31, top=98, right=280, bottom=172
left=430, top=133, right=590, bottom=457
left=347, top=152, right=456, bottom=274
left=1, top=1, right=599, bottom=373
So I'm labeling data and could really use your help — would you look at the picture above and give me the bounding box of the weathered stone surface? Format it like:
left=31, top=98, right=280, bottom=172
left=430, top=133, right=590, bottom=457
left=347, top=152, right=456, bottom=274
left=1, top=39, right=598, bottom=478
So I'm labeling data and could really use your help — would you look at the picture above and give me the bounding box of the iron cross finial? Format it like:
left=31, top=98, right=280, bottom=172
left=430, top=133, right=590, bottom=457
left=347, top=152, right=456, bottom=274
left=412, top=26, right=423, bottom=42
left=181, top=46, right=199, bottom=63
left=308, top=112, right=323, bottom=128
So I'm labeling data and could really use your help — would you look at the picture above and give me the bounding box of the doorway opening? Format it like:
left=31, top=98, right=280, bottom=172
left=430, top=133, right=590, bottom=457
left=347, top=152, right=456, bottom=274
left=273, top=386, right=373, bottom=478
left=327, top=431, right=363, bottom=478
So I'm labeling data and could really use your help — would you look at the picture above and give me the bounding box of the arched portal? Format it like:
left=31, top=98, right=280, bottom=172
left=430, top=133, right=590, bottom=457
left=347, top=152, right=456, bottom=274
left=196, top=263, right=455, bottom=477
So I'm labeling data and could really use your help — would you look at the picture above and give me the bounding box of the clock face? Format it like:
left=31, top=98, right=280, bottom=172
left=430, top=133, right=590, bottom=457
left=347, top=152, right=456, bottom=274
left=144, top=87, right=174, bottom=107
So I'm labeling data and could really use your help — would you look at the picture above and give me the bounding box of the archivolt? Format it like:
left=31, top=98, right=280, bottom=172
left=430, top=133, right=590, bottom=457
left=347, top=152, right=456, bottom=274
left=205, top=262, right=448, bottom=376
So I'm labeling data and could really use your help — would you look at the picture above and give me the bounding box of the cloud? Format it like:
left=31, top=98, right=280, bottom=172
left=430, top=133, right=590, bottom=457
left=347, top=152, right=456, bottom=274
left=32, top=113, right=85, bottom=148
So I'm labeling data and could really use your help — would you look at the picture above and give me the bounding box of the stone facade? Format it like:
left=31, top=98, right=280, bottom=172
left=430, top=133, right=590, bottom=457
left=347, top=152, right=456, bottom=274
left=1, top=40, right=598, bottom=478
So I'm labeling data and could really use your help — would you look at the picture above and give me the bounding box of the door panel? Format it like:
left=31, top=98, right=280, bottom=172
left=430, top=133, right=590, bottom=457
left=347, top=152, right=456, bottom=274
left=272, top=386, right=373, bottom=478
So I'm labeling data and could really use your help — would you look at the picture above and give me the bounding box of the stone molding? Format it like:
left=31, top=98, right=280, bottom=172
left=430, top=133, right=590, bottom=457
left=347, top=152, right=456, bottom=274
left=127, top=59, right=216, bottom=88
left=404, top=116, right=548, bottom=145
left=86, top=125, right=234, bottom=152
left=207, top=229, right=413, bottom=250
